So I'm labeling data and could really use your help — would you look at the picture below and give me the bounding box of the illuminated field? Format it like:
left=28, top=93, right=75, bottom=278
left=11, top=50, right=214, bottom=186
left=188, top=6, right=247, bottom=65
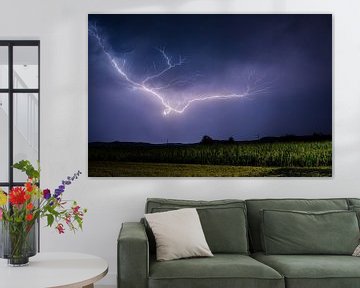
left=88, top=161, right=331, bottom=177
left=88, top=140, right=332, bottom=177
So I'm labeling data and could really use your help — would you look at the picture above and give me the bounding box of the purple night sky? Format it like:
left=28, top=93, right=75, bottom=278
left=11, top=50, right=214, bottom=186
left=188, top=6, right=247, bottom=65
left=88, top=14, right=332, bottom=144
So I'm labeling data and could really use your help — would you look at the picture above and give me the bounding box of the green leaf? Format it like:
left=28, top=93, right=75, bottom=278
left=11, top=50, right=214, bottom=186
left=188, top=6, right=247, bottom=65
left=47, top=214, right=54, bottom=227
left=74, top=215, right=83, bottom=230
left=12, top=160, right=40, bottom=180
left=47, top=206, right=60, bottom=217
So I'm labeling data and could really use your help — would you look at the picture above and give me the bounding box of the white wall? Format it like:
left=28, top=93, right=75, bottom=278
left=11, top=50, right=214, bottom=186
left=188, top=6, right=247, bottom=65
left=1, top=0, right=360, bottom=286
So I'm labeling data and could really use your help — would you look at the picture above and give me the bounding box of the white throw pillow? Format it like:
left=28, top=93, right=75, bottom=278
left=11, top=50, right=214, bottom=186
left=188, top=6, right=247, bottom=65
left=353, top=244, right=360, bottom=256
left=145, top=208, right=213, bottom=261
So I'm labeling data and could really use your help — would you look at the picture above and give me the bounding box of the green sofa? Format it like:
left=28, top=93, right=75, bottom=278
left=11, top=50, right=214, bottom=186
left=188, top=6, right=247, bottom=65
left=118, top=198, right=360, bottom=288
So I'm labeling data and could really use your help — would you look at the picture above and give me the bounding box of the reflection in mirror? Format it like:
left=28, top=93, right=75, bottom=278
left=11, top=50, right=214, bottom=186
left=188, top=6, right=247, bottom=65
left=0, top=186, right=8, bottom=193
left=13, top=93, right=39, bottom=182
left=13, top=46, right=38, bottom=89
left=0, top=47, right=8, bottom=89
left=0, top=94, right=9, bottom=182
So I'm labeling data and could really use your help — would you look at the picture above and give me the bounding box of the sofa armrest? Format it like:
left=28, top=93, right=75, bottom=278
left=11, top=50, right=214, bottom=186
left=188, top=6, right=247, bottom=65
left=118, top=222, right=149, bottom=288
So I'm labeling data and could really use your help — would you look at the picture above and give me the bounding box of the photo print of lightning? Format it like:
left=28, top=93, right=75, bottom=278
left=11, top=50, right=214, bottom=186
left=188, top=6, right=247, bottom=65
left=88, top=14, right=332, bottom=177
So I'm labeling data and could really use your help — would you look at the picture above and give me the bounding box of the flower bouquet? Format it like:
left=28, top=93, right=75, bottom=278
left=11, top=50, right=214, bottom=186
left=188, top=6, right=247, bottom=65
left=0, top=160, right=87, bottom=266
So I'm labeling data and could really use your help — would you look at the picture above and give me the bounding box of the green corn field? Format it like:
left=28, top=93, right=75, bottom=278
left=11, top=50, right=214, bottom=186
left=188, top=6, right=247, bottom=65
left=89, top=141, right=332, bottom=168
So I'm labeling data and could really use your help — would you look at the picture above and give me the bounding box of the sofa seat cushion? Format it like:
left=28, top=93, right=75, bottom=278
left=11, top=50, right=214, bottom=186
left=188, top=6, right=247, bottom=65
left=149, top=254, right=284, bottom=288
left=252, top=252, right=360, bottom=288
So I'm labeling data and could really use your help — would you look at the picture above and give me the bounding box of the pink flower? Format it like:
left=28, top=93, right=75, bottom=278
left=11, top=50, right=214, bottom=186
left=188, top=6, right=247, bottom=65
left=56, top=223, right=65, bottom=234
left=65, top=214, right=71, bottom=225
left=72, top=205, right=81, bottom=215
left=0, top=208, right=3, bottom=220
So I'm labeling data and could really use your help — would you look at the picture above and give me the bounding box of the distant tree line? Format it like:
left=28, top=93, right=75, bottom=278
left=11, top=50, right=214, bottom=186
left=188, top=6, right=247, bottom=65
left=200, top=135, right=235, bottom=144
left=200, top=133, right=331, bottom=145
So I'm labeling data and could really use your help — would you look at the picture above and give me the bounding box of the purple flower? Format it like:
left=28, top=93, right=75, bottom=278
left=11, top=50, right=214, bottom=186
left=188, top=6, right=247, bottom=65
left=43, top=189, right=51, bottom=200
left=54, top=171, right=82, bottom=199
left=54, top=189, right=63, bottom=198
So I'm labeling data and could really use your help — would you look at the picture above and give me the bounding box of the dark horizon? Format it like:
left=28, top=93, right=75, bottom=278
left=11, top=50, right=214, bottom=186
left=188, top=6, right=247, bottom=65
left=89, top=132, right=332, bottom=145
left=89, top=14, right=332, bottom=143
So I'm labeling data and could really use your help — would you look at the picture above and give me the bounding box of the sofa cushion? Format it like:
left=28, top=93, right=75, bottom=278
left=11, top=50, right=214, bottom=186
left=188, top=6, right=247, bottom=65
left=348, top=204, right=360, bottom=228
left=346, top=199, right=360, bottom=229
left=146, top=198, right=249, bottom=254
left=145, top=208, right=213, bottom=261
left=261, top=209, right=359, bottom=255
left=347, top=198, right=360, bottom=207
left=246, top=198, right=349, bottom=252
left=149, top=254, right=284, bottom=288
left=252, top=252, right=360, bottom=288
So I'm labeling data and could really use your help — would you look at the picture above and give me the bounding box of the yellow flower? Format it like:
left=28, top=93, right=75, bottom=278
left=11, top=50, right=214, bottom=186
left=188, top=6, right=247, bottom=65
left=0, top=190, right=7, bottom=206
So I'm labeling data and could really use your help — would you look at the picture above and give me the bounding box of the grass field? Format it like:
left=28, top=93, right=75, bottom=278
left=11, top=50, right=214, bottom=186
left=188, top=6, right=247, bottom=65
left=88, top=140, right=332, bottom=177
left=88, top=161, right=331, bottom=177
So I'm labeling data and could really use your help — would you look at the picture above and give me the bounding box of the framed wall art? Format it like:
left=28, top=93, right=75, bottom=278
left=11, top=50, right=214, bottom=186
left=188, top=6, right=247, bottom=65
left=88, top=14, right=332, bottom=177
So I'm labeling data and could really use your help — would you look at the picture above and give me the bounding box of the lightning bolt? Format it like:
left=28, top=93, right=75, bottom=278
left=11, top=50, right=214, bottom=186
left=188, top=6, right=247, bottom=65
left=89, top=23, right=270, bottom=116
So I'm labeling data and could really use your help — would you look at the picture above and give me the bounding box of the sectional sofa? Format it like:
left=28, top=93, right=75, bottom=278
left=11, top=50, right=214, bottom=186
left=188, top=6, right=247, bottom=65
left=118, top=198, right=360, bottom=288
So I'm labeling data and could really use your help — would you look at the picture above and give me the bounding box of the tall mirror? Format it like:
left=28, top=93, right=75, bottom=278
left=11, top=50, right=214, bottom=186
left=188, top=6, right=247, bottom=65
left=0, top=41, right=40, bottom=189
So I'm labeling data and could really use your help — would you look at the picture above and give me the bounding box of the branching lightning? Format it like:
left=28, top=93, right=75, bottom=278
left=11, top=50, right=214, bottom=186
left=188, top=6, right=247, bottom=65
left=89, top=23, right=271, bottom=116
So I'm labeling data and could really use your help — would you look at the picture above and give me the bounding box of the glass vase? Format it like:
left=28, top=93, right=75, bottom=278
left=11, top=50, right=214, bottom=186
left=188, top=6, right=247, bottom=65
left=0, top=220, right=37, bottom=266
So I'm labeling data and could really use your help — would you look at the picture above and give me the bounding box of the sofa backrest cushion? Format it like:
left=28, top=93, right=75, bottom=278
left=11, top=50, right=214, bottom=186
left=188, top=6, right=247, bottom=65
left=246, top=198, right=349, bottom=252
left=261, top=209, right=359, bottom=255
left=145, top=198, right=249, bottom=254
left=347, top=199, right=360, bottom=228
left=348, top=199, right=360, bottom=207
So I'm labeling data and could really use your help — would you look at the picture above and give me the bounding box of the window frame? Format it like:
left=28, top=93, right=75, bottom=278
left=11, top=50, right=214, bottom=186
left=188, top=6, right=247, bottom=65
left=0, top=40, right=40, bottom=251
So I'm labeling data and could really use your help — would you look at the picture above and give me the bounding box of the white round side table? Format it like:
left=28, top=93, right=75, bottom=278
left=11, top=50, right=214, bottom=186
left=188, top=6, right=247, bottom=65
left=0, top=252, right=108, bottom=288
